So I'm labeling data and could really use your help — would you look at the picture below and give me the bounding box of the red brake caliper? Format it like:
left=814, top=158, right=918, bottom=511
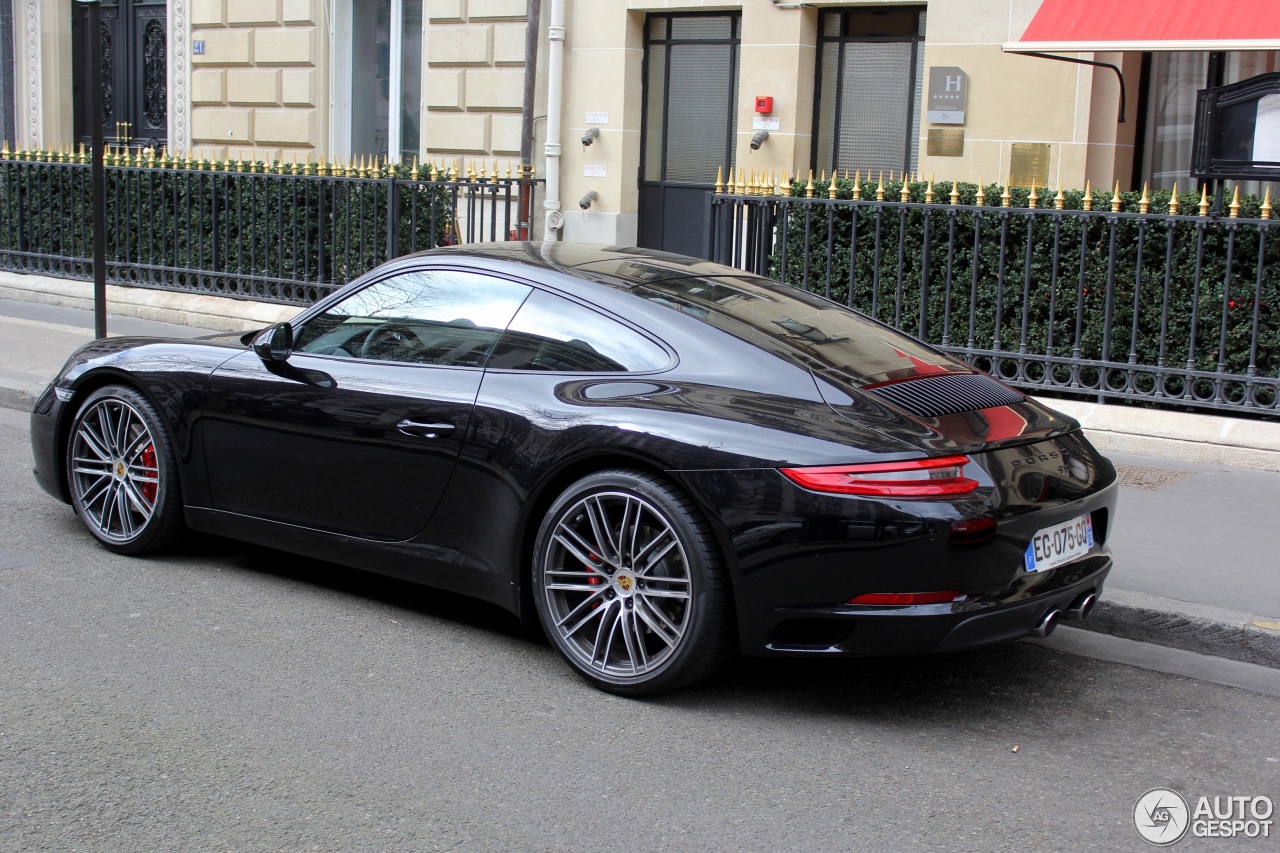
left=585, top=554, right=603, bottom=609
left=138, top=444, right=158, bottom=504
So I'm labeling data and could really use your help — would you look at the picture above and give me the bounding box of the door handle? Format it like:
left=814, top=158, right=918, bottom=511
left=396, top=419, right=455, bottom=439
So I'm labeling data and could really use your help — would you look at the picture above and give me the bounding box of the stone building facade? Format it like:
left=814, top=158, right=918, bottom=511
left=3, top=1, right=1276, bottom=252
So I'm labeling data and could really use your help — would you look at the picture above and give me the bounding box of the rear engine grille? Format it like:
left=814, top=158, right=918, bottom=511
left=868, top=373, right=1025, bottom=418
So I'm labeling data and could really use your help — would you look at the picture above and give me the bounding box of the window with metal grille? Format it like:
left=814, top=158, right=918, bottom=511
left=813, top=7, right=926, bottom=178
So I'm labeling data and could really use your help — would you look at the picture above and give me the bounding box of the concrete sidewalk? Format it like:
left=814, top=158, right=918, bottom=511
left=2, top=277, right=1279, bottom=670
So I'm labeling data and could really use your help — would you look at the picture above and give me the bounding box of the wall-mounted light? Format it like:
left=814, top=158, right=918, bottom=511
left=750, top=130, right=769, bottom=151
left=578, top=190, right=598, bottom=210
left=581, top=127, right=600, bottom=147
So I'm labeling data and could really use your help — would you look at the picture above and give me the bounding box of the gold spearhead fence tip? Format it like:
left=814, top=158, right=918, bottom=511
left=975, top=179, right=985, bottom=205
left=1111, top=181, right=1122, bottom=212
left=1139, top=182, right=1150, bottom=213
left=714, top=165, right=723, bottom=193
left=1229, top=184, right=1242, bottom=218
left=925, top=179, right=935, bottom=205
left=805, top=170, right=815, bottom=198
left=949, top=180, right=960, bottom=205
left=1027, top=183, right=1038, bottom=209
left=900, top=182, right=910, bottom=203
left=1054, top=182, right=1066, bottom=210
left=1198, top=183, right=1211, bottom=216
left=1001, top=184, right=1012, bottom=207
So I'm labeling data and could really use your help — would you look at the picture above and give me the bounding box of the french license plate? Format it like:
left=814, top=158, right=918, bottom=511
left=1024, top=513, right=1093, bottom=573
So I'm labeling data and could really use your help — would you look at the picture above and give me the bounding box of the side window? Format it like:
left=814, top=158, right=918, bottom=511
left=486, top=290, right=670, bottom=372
left=294, top=270, right=531, bottom=366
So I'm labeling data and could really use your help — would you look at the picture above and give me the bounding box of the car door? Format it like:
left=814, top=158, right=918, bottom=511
left=201, top=267, right=531, bottom=541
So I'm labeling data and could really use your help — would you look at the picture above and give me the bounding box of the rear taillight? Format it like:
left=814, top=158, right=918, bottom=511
left=848, top=591, right=960, bottom=606
left=780, top=455, right=979, bottom=497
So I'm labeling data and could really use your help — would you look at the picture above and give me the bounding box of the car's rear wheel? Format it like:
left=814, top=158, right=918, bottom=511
left=533, top=470, right=732, bottom=695
left=66, top=385, right=183, bottom=555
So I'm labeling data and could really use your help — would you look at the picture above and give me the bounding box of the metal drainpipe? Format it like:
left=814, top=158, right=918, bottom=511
left=542, top=0, right=566, bottom=241
left=517, top=0, right=542, bottom=239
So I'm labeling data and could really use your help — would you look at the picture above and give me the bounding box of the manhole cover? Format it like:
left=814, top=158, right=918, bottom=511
left=1113, top=463, right=1196, bottom=491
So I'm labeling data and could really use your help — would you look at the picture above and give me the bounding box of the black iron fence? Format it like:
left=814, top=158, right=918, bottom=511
left=0, top=147, right=540, bottom=305
left=712, top=173, right=1280, bottom=416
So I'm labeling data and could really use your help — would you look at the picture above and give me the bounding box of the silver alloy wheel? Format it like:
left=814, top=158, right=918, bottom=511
left=541, top=490, right=693, bottom=679
left=69, top=397, right=161, bottom=544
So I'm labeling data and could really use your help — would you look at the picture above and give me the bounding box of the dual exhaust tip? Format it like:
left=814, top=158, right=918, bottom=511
left=1031, top=592, right=1097, bottom=638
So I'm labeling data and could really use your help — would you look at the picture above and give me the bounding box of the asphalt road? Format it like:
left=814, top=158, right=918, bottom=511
left=2, top=406, right=1277, bottom=852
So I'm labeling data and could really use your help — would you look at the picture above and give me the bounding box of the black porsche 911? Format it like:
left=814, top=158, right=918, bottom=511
left=30, top=243, right=1117, bottom=694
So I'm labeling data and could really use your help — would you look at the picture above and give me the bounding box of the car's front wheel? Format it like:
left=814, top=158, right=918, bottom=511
left=533, top=469, right=732, bottom=695
left=66, top=384, right=183, bottom=555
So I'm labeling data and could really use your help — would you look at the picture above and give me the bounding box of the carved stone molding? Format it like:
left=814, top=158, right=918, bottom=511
left=23, top=0, right=41, bottom=148
left=168, top=0, right=189, bottom=154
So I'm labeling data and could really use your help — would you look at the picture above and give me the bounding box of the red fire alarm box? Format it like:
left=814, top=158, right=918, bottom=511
left=754, top=96, right=773, bottom=114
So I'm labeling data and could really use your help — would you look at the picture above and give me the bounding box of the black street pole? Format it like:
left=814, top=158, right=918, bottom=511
left=79, top=0, right=107, bottom=339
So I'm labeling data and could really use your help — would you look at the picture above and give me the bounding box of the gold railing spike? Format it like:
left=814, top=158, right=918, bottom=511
left=1028, top=183, right=1038, bottom=209
left=1082, top=180, right=1093, bottom=211
left=1229, top=184, right=1241, bottom=218
left=714, top=165, right=724, bottom=194
left=805, top=170, right=815, bottom=199
left=925, top=179, right=934, bottom=205
left=900, top=181, right=910, bottom=203
left=851, top=170, right=862, bottom=200
left=975, top=179, right=986, bottom=206
left=949, top=180, right=960, bottom=206
left=1055, top=182, right=1066, bottom=210
left=829, top=172, right=838, bottom=199
left=411, top=157, right=420, bottom=181
left=1139, top=182, right=1150, bottom=214
left=1, top=141, right=9, bottom=160
left=889, top=169, right=895, bottom=184
left=1111, top=180, right=1122, bottom=212
left=1000, top=183, right=1012, bottom=208
left=1198, top=183, right=1210, bottom=216
left=1262, top=187, right=1273, bottom=220
left=876, top=172, right=885, bottom=201
left=1168, top=181, right=1178, bottom=215
left=428, top=162, right=439, bottom=181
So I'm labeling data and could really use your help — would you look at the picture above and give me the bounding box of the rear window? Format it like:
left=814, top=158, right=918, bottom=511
left=629, top=274, right=963, bottom=385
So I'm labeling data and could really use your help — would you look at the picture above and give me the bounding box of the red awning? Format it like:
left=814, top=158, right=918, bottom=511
left=1005, top=0, right=1280, bottom=53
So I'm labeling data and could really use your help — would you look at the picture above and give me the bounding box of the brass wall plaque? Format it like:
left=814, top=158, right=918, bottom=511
left=927, top=129, right=964, bottom=157
left=1009, top=143, right=1051, bottom=188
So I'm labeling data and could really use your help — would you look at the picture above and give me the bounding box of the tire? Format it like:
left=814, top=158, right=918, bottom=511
left=65, top=384, right=184, bottom=555
left=532, top=469, right=732, bottom=695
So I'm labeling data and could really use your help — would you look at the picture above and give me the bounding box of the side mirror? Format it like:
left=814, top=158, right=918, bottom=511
left=251, top=323, right=294, bottom=363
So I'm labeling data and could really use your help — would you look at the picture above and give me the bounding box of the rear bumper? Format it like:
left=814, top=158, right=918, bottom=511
left=754, top=559, right=1110, bottom=656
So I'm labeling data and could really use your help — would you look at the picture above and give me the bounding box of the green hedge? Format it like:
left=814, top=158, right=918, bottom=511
left=772, top=178, right=1280, bottom=387
left=0, top=157, right=456, bottom=302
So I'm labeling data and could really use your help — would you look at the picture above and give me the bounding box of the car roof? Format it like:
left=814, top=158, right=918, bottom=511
left=414, top=242, right=742, bottom=286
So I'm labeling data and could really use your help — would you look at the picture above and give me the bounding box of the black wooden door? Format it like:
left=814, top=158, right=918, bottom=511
left=72, top=0, right=168, bottom=149
left=638, top=13, right=739, bottom=260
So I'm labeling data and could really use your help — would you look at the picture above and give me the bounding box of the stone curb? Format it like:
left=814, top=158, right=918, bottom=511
left=1076, top=589, right=1280, bottom=669
left=1047, top=399, right=1280, bottom=472
left=0, top=271, right=297, bottom=333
